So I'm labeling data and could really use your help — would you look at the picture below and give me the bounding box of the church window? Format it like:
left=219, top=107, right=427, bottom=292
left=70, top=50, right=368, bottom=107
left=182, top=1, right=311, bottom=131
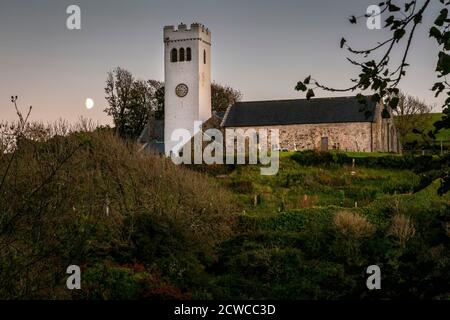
left=171, top=48, right=177, bottom=62
left=179, top=48, right=185, bottom=62
left=204, top=50, right=206, bottom=64
left=186, top=48, right=192, bottom=61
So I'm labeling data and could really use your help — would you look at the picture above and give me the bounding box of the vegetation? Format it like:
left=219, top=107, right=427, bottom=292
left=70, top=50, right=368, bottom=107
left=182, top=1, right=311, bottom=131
left=104, top=68, right=242, bottom=140
left=204, top=155, right=449, bottom=299
left=400, top=113, right=450, bottom=150
left=392, top=92, right=432, bottom=144
left=211, top=82, right=243, bottom=113
left=1, top=114, right=449, bottom=299
left=0, top=117, right=235, bottom=299
left=104, top=67, right=163, bottom=139
left=295, top=0, right=450, bottom=194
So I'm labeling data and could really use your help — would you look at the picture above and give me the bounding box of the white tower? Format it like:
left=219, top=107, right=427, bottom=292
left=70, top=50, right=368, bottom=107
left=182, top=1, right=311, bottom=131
left=163, top=23, right=212, bottom=156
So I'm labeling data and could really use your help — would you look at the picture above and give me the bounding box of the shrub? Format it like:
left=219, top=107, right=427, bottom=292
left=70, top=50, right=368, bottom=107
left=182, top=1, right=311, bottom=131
left=388, top=214, right=416, bottom=247
left=81, top=263, right=191, bottom=300
left=333, top=211, right=375, bottom=239
left=291, top=150, right=440, bottom=170
left=229, top=180, right=254, bottom=194
left=0, top=128, right=236, bottom=299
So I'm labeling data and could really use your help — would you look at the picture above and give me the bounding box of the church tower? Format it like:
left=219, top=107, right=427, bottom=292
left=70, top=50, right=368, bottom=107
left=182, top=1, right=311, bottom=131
left=163, top=23, right=212, bottom=156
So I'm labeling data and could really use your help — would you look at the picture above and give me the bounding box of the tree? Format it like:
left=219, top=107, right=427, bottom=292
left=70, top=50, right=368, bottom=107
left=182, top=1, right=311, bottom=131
left=142, top=81, right=242, bottom=115
left=148, top=80, right=165, bottom=120
left=295, top=0, right=450, bottom=194
left=393, top=91, right=432, bottom=144
left=104, top=68, right=242, bottom=139
left=127, top=79, right=154, bottom=139
left=104, top=67, right=134, bottom=138
left=211, top=82, right=243, bottom=113
left=104, top=67, right=161, bottom=139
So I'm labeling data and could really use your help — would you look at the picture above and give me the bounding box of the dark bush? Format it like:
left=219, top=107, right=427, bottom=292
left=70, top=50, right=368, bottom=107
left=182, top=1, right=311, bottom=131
left=291, top=150, right=440, bottom=170
left=0, top=130, right=236, bottom=299
left=229, top=180, right=254, bottom=194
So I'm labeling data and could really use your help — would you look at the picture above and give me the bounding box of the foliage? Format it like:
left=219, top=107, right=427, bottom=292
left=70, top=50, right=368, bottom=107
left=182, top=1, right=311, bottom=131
left=387, top=214, right=416, bottom=247
left=400, top=113, right=450, bottom=151
left=393, top=92, right=432, bottom=144
left=104, top=67, right=163, bottom=139
left=1, top=124, right=448, bottom=299
left=211, top=82, right=243, bottom=113
left=295, top=0, right=450, bottom=193
left=0, top=123, right=236, bottom=299
left=2, top=98, right=448, bottom=299
left=212, top=163, right=450, bottom=299
left=333, top=211, right=375, bottom=240
left=291, top=150, right=439, bottom=171
left=103, top=68, right=242, bottom=140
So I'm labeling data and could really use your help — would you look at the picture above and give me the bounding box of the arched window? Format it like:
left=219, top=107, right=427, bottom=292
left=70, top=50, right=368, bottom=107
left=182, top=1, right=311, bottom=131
left=171, top=48, right=177, bottom=62
left=186, top=48, right=192, bottom=61
left=179, top=48, right=185, bottom=62
left=203, top=50, right=206, bottom=64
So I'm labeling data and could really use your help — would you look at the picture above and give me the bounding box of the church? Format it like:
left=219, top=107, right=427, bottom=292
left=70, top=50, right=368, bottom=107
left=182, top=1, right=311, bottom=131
left=138, top=23, right=401, bottom=155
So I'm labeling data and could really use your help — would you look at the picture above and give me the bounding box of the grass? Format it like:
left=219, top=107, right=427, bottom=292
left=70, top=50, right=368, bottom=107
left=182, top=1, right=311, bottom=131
left=209, top=153, right=450, bottom=299
left=2, top=119, right=448, bottom=299
left=403, top=113, right=450, bottom=145
left=343, top=151, right=397, bottom=158
left=220, top=155, right=420, bottom=215
left=280, top=150, right=395, bottom=158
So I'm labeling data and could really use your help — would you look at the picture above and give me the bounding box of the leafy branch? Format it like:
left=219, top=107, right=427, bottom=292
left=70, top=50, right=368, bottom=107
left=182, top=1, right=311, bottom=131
left=0, top=96, right=32, bottom=193
left=295, top=0, right=450, bottom=193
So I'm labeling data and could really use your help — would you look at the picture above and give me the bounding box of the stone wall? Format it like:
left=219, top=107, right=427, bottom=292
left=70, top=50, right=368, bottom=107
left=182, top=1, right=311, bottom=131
left=371, top=106, right=401, bottom=153
left=223, top=109, right=401, bottom=154
left=226, top=122, right=375, bottom=152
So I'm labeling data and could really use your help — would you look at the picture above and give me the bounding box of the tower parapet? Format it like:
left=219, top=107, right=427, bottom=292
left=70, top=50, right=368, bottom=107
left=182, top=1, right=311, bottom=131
left=163, top=23, right=211, bottom=45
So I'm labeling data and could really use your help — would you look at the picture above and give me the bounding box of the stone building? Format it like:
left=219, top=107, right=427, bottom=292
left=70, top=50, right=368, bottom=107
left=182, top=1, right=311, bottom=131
left=162, top=23, right=211, bottom=155
left=138, top=23, right=401, bottom=155
left=221, top=96, right=401, bottom=153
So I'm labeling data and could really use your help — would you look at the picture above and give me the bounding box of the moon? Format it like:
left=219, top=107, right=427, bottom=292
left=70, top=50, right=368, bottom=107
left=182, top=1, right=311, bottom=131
left=85, top=98, right=94, bottom=110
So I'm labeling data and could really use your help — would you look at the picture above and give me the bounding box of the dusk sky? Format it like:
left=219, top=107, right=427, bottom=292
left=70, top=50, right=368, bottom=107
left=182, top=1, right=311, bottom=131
left=0, top=0, right=444, bottom=124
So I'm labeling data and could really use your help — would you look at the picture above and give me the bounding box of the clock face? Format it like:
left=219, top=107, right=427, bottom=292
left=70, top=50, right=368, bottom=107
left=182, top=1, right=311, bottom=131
left=175, top=83, right=189, bottom=97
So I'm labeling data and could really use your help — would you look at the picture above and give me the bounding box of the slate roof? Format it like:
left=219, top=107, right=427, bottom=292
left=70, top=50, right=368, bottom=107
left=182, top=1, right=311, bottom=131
left=138, top=120, right=164, bottom=143
left=137, top=120, right=164, bottom=154
left=213, top=110, right=225, bottom=121
left=221, top=96, right=377, bottom=127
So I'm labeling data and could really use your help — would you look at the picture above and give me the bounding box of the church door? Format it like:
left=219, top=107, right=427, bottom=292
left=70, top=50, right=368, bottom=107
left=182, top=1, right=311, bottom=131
left=321, top=137, right=328, bottom=152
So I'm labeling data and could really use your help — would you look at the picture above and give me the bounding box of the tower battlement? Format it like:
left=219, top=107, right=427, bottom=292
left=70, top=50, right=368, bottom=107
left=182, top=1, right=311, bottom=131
left=163, top=23, right=211, bottom=43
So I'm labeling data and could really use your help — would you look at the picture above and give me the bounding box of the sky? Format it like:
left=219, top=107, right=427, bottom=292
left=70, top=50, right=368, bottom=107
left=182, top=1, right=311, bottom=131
left=0, top=0, right=445, bottom=125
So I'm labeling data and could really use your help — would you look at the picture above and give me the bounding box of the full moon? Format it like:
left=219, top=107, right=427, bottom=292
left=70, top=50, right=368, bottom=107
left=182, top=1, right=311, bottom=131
left=85, top=98, right=94, bottom=110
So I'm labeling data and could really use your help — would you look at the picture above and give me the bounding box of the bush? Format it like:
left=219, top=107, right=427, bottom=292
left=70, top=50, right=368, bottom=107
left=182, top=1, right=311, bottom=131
left=387, top=214, right=416, bottom=247
left=0, top=129, right=236, bottom=299
left=333, top=211, right=375, bottom=240
left=229, top=180, right=254, bottom=194
left=291, top=150, right=439, bottom=170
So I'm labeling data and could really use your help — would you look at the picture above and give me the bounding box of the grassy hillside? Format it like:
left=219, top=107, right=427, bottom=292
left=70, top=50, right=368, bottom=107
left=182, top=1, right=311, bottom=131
left=1, top=128, right=448, bottom=299
left=219, top=156, right=420, bottom=213
left=0, top=131, right=236, bottom=299
left=202, top=152, right=450, bottom=299
left=402, top=113, right=450, bottom=145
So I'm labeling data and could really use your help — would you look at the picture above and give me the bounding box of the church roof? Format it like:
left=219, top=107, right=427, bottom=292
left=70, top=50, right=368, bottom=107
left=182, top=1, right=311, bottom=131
left=221, top=96, right=377, bottom=127
left=138, top=120, right=164, bottom=143
left=137, top=120, right=164, bottom=154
